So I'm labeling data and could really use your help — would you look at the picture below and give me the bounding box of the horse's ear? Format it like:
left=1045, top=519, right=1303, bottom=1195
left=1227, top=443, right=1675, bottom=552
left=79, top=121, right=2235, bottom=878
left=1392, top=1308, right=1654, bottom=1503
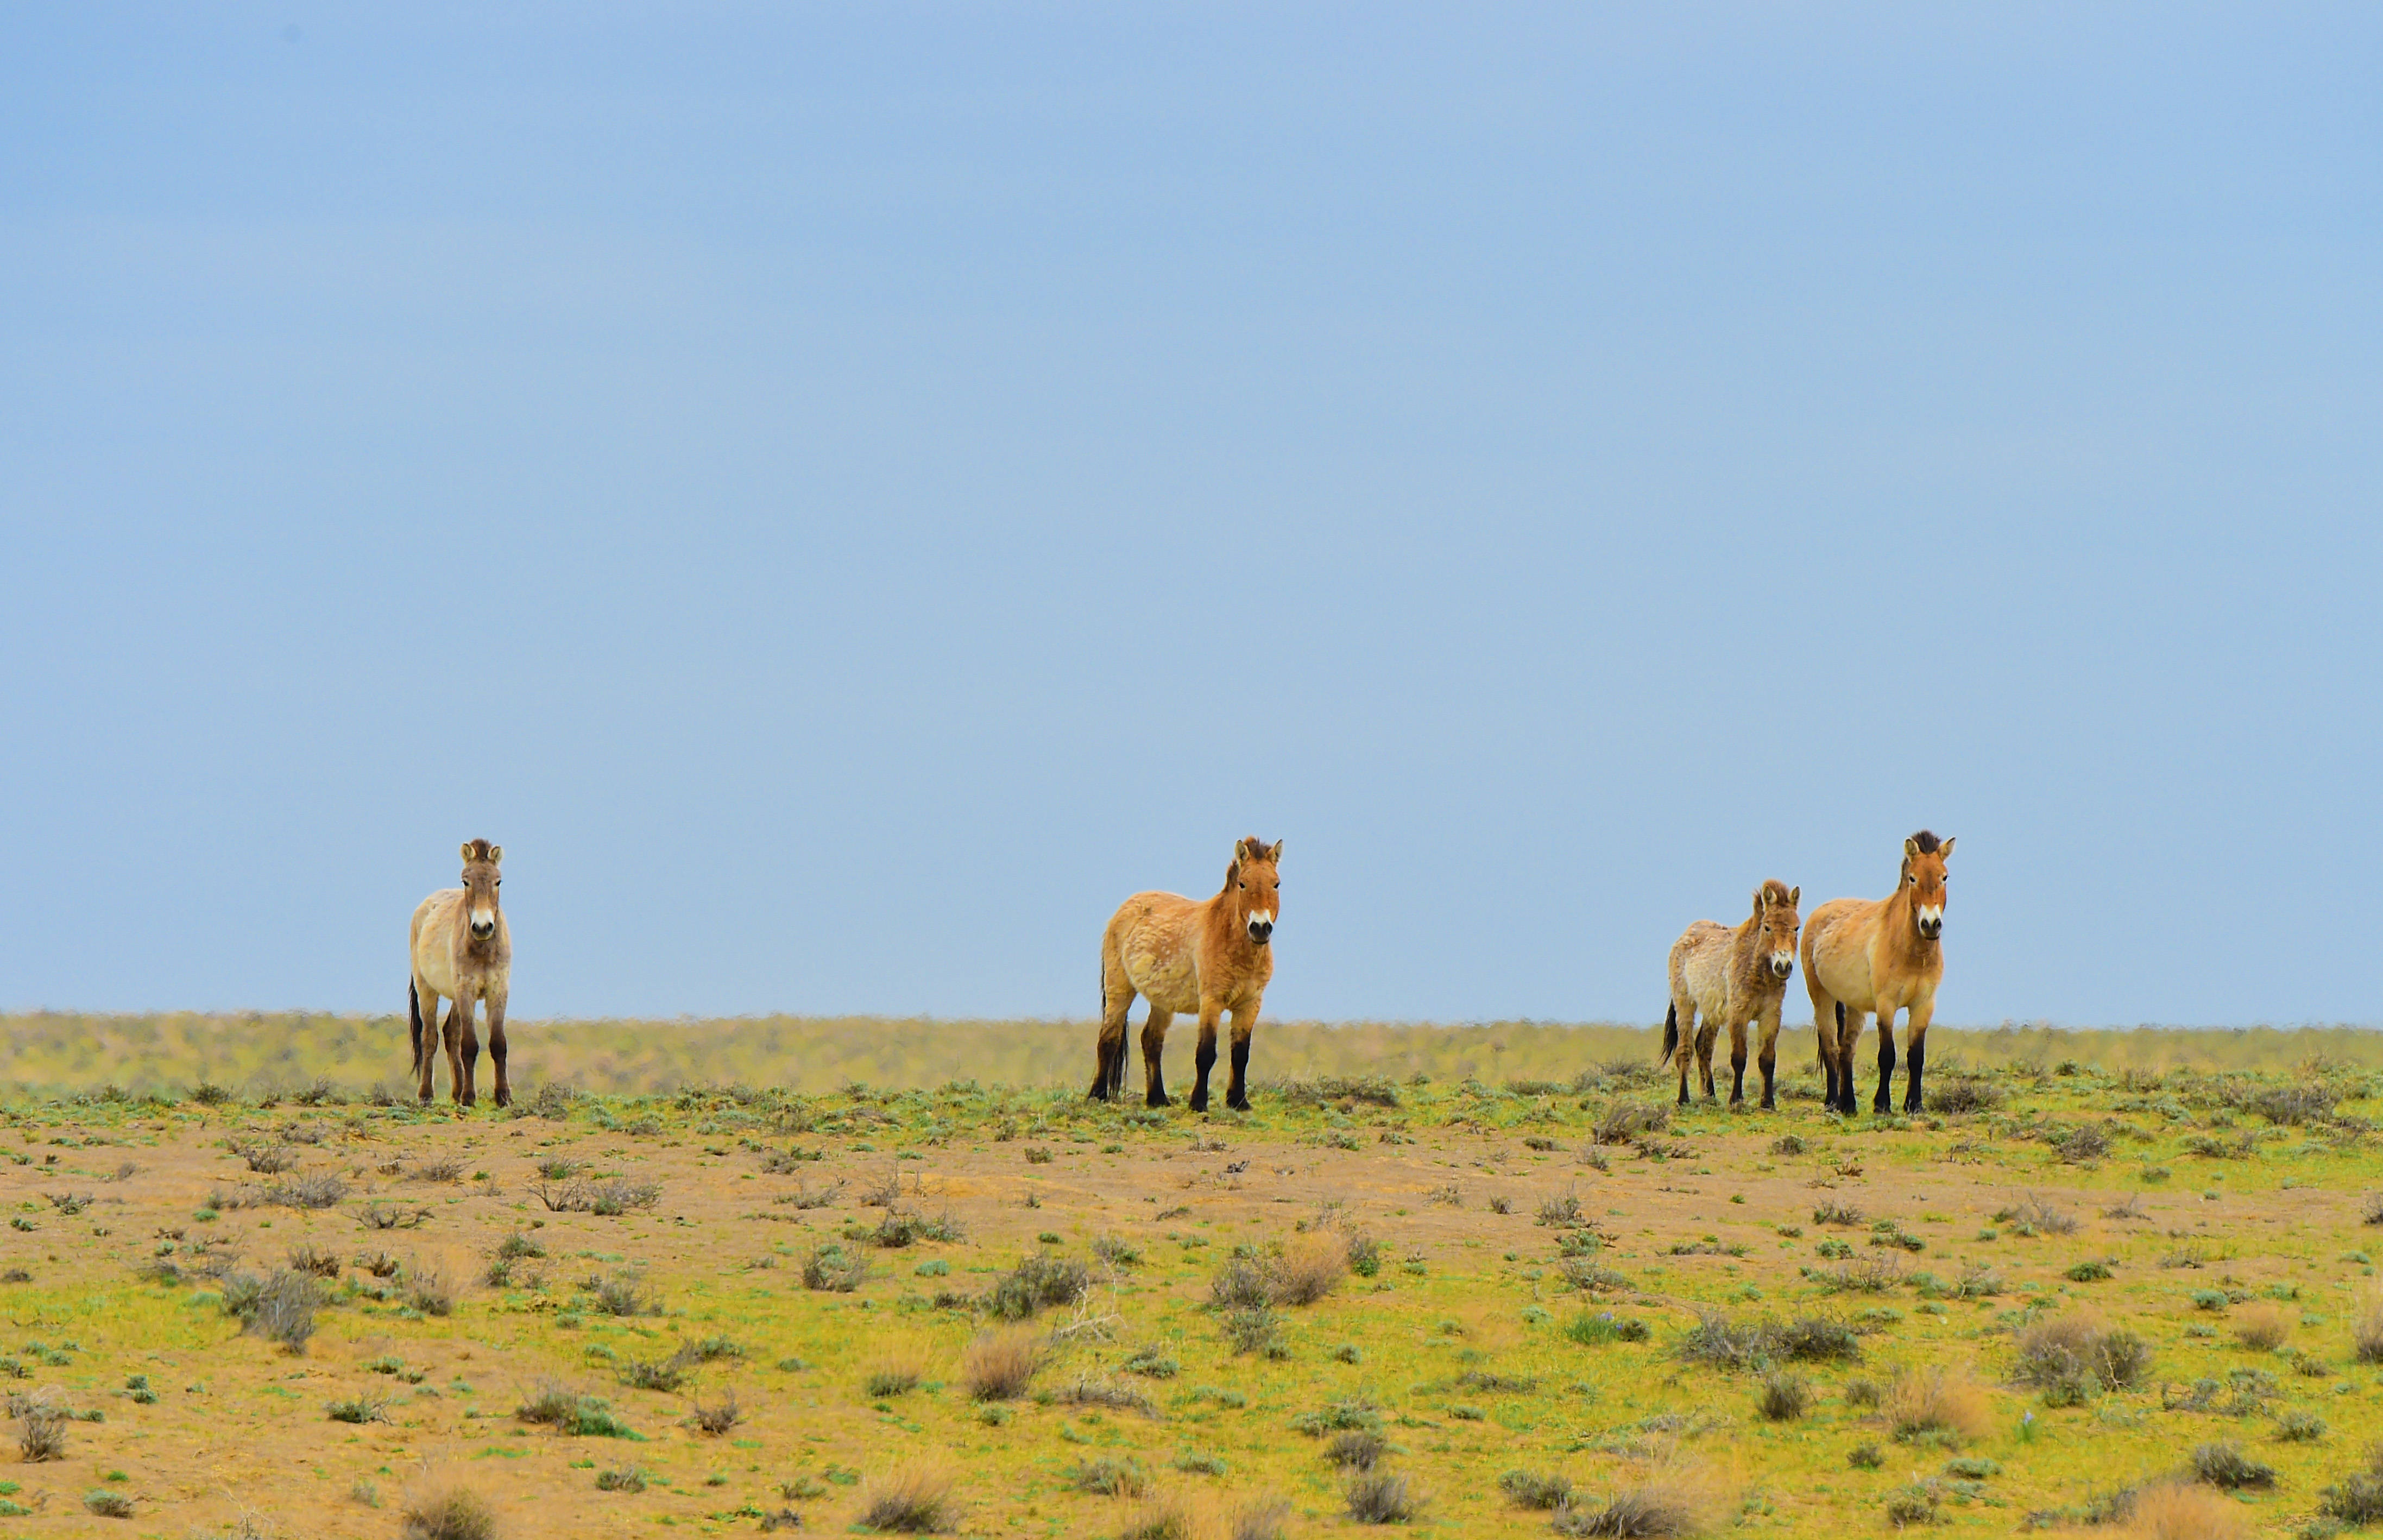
left=1903, top=836, right=1920, bottom=859
left=1265, top=839, right=1283, bottom=864
left=1752, top=885, right=1769, bottom=912
left=1788, top=886, right=1800, bottom=907
left=1938, top=837, right=1953, bottom=860
left=488, top=845, right=502, bottom=865
left=460, top=841, right=476, bottom=862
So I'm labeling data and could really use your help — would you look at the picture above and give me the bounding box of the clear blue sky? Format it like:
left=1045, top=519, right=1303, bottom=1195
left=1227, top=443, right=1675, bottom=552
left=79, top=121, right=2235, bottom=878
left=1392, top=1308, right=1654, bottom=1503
left=4, top=5, right=2376, bottom=1027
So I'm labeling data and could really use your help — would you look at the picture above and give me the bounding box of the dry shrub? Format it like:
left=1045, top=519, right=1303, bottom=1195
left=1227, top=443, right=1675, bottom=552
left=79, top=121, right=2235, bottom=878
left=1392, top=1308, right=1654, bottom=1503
left=2189, top=1443, right=2275, bottom=1490
left=2354, top=1295, right=2383, bottom=1365
left=1884, top=1368, right=1993, bottom=1444
left=14, top=1395, right=68, bottom=1461
left=2013, top=1310, right=2153, bottom=1393
left=1117, top=1497, right=1194, bottom=1540
left=2122, top=1483, right=2246, bottom=1540
left=685, top=1390, right=743, bottom=1434
left=1344, top=1470, right=1426, bottom=1524
left=1271, top=1234, right=1347, bottom=1305
left=1231, top=1499, right=1292, bottom=1540
left=859, top=1465, right=955, bottom=1533
left=961, top=1328, right=1042, bottom=1401
left=400, top=1484, right=498, bottom=1540
left=1552, top=1451, right=1712, bottom=1537
left=863, top=1355, right=925, bottom=1398
left=2232, top=1303, right=2291, bottom=1352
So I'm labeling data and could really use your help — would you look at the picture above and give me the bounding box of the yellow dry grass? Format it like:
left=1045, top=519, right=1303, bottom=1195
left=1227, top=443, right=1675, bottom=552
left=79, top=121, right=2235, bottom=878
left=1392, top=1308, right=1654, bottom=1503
left=959, top=1326, right=1043, bottom=1401
left=2233, top=1301, right=2292, bottom=1352
left=2124, top=1482, right=2250, bottom=1540
left=1883, top=1366, right=1994, bottom=1444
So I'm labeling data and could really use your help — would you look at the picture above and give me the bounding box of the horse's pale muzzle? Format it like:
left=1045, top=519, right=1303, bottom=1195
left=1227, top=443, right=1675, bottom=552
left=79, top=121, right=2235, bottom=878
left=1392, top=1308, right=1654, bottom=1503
left=470, top=908, right=497, bottom=941
left=1247, top=912, right=1274, bottom=945
left=1769, top=952, right=1794, bottom=980
left=1916, top=904, right=1943, bottom=941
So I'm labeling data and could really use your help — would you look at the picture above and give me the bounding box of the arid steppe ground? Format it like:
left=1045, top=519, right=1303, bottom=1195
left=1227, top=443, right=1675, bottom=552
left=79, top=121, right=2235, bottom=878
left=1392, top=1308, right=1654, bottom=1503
left=2, top=1017, right=2382, bottom=1538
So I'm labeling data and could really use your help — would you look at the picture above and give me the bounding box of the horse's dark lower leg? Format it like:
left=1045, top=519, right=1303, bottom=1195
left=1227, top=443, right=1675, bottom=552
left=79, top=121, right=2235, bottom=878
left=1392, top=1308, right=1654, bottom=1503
left=1757, top=1042, right=1777, bottom=1110
left=1873, top=1027, right=1896, bottom=1115
left=1087, top=1036, right=1114, bottom=1101
left=1903, top=1038, right=1925, bottom=1114
left=1141, top=1013, right=1171, bottom=1107
left=1188, top=1018, right=1218, bottom=1113
left=458, top=1007, right=481, bottom=1108
left=1225, top=1037, right=1252, bottom=1110
left=489, top=1009, right=510, bottom=1108
left=1728, top=1022, right=1749, bottom=1105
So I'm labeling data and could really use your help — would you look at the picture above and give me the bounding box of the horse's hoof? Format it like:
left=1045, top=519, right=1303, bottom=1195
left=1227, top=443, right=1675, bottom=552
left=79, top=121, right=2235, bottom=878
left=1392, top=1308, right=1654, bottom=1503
left=1225, top=1094, right=1250, bottom=1112
left=494, top=1091, right=510, bottom=1109
left=1188, top=1093, right=1208, bottom=1114
left=1146, top=1093, right=1171, bottom=1109
left=1086, top=1086, right=1109, bottom=1103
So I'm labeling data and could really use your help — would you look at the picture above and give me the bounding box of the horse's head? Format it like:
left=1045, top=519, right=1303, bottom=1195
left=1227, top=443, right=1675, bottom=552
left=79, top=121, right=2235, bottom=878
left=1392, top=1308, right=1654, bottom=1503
left=459, top=838, right=504, bottom=941
left=1751, top=880, right=1801, bottom=979
left=1228, top=836, right=1283, bottom=946
left=1901, top=831, right=1952, bottom=940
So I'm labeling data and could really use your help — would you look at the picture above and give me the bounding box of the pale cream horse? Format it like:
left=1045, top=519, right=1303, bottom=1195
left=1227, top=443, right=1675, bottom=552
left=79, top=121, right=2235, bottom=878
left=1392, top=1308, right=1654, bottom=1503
left=409, top=838, right=512, bottom=1107
left=1090, top=837, right=1281, bottom=1113
left=1662, top=880, right=1801, bottom=1108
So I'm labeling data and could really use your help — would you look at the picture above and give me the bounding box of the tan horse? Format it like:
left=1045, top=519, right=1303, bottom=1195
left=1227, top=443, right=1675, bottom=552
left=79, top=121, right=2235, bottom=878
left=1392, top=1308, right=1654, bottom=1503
left=1804, top=831, right=1953, bottom=1115
left=1661, top=880, right=1801, bottom=1109
left=409, top=839, right=512, bottom=1107
left=1090, top=836, right=1282, bottom=1113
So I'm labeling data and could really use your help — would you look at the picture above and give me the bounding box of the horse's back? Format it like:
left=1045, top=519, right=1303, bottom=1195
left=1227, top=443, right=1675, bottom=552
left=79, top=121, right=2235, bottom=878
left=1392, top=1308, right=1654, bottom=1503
left=1669, top=920, right=1733, bottom=1007
left=1107, top=890, right=1204, bottom=1008
left=1803, top=896, right=1878, bottom=1003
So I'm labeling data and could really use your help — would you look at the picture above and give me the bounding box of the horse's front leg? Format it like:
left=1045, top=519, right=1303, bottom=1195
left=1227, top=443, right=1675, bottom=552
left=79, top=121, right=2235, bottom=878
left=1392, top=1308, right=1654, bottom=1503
left=1873, top=1005, right=1899, bottom=1115
left=1140, top=1008, right=1174, bottom=1108
left=1726, top=1012, right=1751, bottom=1106
left=1187, top=999, right=1222, bottom=1113
left=487, top=989, right=511, bottom=1108
left=1903, top=998, right=1932, bottom=1114
left=1224, top=1002, right=1258, bottom=1112
left=454, top=989, right=482, bottom=1107
left=1755, top=1004, right=1783, bottom=1110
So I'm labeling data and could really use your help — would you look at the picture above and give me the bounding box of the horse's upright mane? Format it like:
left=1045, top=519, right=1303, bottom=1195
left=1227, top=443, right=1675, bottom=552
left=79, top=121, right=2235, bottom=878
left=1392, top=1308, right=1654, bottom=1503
left=1908, top=830, right=1940, bottom=854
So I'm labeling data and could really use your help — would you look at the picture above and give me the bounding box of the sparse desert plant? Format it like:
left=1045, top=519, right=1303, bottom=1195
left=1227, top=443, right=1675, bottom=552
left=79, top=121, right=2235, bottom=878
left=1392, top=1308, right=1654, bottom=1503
left=2231, top=1303, right=2290, bottom=1352
left=14, top=1396, right=68, bottom=1461
left=961, top=1328, right=1042, bottom=1400
left=858, top=1465, right=955, bottom=1533
left=286, top=1243, right=341, bottom=1278
left=1117, top=1498, right=1194, bottom=1540
left=493, top=1232, right=545, bottom=1261
left=985, top=1254, right=1089, bottom=1318
left=1812, top=1200, right=1864, bottom=1227
left=595, top=1466, right=647, bottom=1492
left=1884, top=1368, right=1992, bottom=1444
left=400, top=1485, right=498, bottom=1540
left=685, top=1389, right=743, bottom=1434
left=224, top=1268, right=322, bottom=1353
left=1230, top=1498, right=1293, bottom=1540
left=2188, top=1442, right=2274, bottom=1490
left=1499, top=1468, right=1575, bottom=1509
left=404, top=1260, right=458, bottom=1316
left=584, top=1269, right=661, bottom=1316
left=864, top=1358, right=924, bottom=1398
left=410, top=1154, right=468, bottom=1183
left=83, top=1488, right=135, bottom=1517
left=1344, top=1470, right=1425, bottom=1524
left=326, top=1392, right=390, bottom=1424
left=2355, top=1295, right=2383, bottom=1364
left=1067, top=1455, right=1149, bottom=1496
left=2115, top=1482, right=2247, bottom=1540
left=514, top=1381, right=639, bottom=1438
left=1593, top=1101, right=1669, bottom=1144
left=1329, top=1430, right=1387, bottom=1470
left=1996, top=1195, right=2079, bottom=1236
left=1270, top=1233, right=1348, bottom=1304
left=2013, top=1311, right=2153, bottom=1396
left=230, top=1139, right=298, bottom=1173
left=2274, top=1408, right=2327, bottom=1442
left=617, top=1355, right=688, bottom=1393
left=801, top=1244, right=869, bottom=1293
left=1757, top=1371, right=1812, bottom=1422
left=2317, top=1445, right=2383, bottom=1525
left=1550, top=1455, right=1710, bottom=1536
left=1881, top=1481, right=1940, bottom=1529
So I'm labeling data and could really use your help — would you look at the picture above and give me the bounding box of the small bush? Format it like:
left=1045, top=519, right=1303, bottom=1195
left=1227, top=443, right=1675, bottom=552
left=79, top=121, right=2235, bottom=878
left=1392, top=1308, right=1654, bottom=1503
left=584, top=1270, right=661, bottom=1316
left=2188, top=1442, right=2274, bottom=1490
left=864, top=1360, right=923, bottom=1398
left=398, top=1486, right=497, bottom=1540
left=83, top=1488, right=135, bottom=1517
left=595, top=1467, right=647, bottom=1493
left=1231, top=1499, right=1293, bottom=1540
left=858, top=1466, right=955, bottom=1533
left=961, top=1328, right=1041, bottom=1400
left=230, top=1139, right=298, bottom=1173
left=1757, top=1371, right=1812, bottom=1422
left=494, top=1232, right=545, bottom=1261
left=514, top=1382, right=640, bottom=1439
left=225, top=1268, right=322, bottom=1353
left=1882, top=1481, right=1939, bottom=1528
left=1067, top=1456, right=1149, bottom=1497
left=2318, top=1450, right=2383, bottom=1526
left=286, top=1244, right=342, bottom=1278
left=1344, top=1471, right=1424, bottom=1524
left=986, top=1254, right=1090, bottom=1319
left=1884, top=1369, right=1991, bottom=1444
left=327, top=1393, right=390, bottom=1424
left=1813, top=1201, right=1864, bottom=1227
left=1482, top=1470, right=1564, bottom=1513
left=15, top=1399, right=68, bottom=1461
left=1593, top=1101, right=1669, bottom=1144
left=1221, top=1304, right=1284, bottom=1357
left=1328, top=1431, right=1386, bottom=1470
left=404, top=1261, right=458, bottom=1317
left=2275, top=1408, right=2327, bottom=1442
left=685, top=1390, right=743, bottom=1434
left=1121, top=1345, right=1179, bottom=1379
left=801, top=1244, right=869, bottom=1293
left=617, top=1356, right=686, bottom=1393
left=2122, top=1482, right=2248, bottom=1540
left=1271, top=1234, right=1348, bottom=1304
left=1849, top=1443, right=1884, bottom=1469
left=2013, top=1311, right=2152, bottom=1393
left=1549, top=1461, right=1708, bottom=1536
left=2354, top=1297, right=2383, bottom=1365
left=2232, top=1303, right=2290, bottom=1352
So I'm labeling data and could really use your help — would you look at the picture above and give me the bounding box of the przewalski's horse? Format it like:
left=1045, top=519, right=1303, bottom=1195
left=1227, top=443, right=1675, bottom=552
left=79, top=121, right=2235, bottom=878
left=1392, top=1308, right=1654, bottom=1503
left=1804, top=831, right=1953, bottom=1115
left=409, top=839, right=512, bottom=1108
left=1661, top=880, right=1801, bottom=1109
left=1090, top=836, right=1282, bottom=1114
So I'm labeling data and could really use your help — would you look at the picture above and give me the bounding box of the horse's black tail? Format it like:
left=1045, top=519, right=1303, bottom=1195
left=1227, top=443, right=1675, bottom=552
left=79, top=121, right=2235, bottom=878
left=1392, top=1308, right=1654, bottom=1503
left=1660, top=1002, right=1678, bottom=1065
left=409, top=980, right=425, bottom=1075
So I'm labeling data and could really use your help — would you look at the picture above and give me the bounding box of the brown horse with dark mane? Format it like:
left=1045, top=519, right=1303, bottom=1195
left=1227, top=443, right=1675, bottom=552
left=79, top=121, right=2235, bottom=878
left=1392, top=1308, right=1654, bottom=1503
left=1089, top=837, right=1281, bottom=1113
left=409, top=839, right=512, bottom=1107
left=1804, top=831, right=1952, bottom=1114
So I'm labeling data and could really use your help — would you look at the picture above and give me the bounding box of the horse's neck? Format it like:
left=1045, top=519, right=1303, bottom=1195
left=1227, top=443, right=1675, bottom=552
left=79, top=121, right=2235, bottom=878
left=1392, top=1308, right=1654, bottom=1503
left=1878, top=887, right=1933, bottom=965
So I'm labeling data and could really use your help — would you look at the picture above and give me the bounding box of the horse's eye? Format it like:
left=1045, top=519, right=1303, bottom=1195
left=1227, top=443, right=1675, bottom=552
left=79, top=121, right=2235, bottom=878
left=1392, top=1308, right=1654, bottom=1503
left=1238, top=882, right=1245, bottom=889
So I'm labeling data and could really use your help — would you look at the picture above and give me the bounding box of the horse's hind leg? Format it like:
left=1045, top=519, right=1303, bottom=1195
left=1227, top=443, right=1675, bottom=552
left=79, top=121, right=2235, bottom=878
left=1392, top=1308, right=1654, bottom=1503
left=1726, top=1013, right=1751, bottom=1106
left=439, top=1000, right=465, bottom=1104
left=1090, top=953, right=1133, bottom=1101
left=454, top=992, right=482, bottom=1107
left=1693, top=1014, right=1721, bottom=1102
left=1670, top=1001, right=1697, bottom=1106
left=1140, top=1008, right=1174, bottom=1108
left=412, top=980, right=440, bottom=1103
left=487, top=990, right=510, bottom=1109
left=1873, top=1007, right=1897, bottom=1115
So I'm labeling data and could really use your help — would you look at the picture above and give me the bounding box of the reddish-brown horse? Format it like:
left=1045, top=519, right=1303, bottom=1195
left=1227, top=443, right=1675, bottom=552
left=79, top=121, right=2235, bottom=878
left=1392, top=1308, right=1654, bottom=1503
left=1804, top=832, right=1952, bottom=1114
left=409, top=839, right=512, bottom=1107
left=1090, top=837, right=1281, bottom=1113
